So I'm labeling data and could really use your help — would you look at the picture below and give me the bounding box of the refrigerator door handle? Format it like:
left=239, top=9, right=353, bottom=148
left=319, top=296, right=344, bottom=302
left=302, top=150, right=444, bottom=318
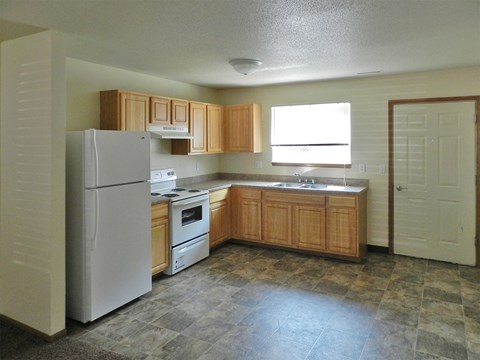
left=91, top=189, right=99, bottom=250
left=91, top=130, right=99, bottom=187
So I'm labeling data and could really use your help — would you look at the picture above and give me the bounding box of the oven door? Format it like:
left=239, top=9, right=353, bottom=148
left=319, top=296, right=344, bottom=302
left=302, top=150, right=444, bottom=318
left=170, top=193, right=209, bottom=247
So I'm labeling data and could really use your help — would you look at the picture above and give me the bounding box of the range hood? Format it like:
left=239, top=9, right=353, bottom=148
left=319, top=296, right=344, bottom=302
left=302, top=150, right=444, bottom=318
left=149, top=125, right=193, bottom=139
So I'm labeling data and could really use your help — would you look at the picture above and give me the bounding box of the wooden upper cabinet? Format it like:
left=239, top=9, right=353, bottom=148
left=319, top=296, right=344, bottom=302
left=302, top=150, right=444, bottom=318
left=100, top=90, right=149, bottom=131
left=189, top=102, right=207, bottom=153
left=225, top=104, right=262, bottom=153
left=150, top=97, right=189, bottom=126
left=171, top=99, right=189, bottom=126
left=207, top=104, right=224, bottom=153
left=150, top=96, right=171, bottom=125
left=171, top=102, right=206, bottom=154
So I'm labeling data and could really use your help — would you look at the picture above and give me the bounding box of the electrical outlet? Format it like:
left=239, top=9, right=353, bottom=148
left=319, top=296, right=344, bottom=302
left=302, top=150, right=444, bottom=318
left=379, top=163, right=386, bottom=174
left=254, top=160, right=262, bottom=169
left=358, top=163, right=366, bottom=173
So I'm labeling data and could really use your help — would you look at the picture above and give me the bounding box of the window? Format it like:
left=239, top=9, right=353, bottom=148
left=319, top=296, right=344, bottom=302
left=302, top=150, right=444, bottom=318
left=271, top=102, right=351, bottom=166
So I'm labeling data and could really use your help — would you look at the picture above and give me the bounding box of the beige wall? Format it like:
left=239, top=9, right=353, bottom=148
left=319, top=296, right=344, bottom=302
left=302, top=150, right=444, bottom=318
left=66, top=62, right=480, bottom=247
left=218, top=67, right=480, bottom=247
left=66, top=58, right=222, bottom=178
left=1, top=31, right=66, bottom=337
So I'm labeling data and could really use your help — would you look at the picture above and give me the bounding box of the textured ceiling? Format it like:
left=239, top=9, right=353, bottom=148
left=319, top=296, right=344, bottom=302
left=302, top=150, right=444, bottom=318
left=0, top=0, right=479, bottom=88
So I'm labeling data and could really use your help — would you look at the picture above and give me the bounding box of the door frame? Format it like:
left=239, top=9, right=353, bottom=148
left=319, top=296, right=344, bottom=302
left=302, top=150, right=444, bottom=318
left=388, top=96, right=480, bottom=267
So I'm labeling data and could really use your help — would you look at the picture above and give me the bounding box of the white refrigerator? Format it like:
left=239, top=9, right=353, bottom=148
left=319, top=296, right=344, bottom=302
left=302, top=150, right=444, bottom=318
left=66, top=129, right=152, bottom=323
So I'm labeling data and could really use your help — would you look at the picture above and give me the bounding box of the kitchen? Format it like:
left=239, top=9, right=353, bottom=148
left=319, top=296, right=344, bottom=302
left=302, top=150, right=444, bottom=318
left=1, top=1, right=480, bottom=359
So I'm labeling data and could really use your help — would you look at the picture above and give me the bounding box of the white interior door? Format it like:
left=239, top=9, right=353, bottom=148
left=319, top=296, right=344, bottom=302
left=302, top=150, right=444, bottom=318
left=393, top=101, right=476, bottom=265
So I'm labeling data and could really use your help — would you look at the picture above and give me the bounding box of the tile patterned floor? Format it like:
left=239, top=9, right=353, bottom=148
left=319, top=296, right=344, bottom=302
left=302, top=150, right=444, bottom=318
left=5, top=243, right=480, bottom=359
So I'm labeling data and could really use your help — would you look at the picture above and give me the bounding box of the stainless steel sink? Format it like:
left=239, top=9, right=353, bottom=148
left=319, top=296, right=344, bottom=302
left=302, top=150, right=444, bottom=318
left=299, top=183, right=327, bottom=189
left=272, top=182, right=302, bottom=188
left=271, top=182, right=345, bottom=191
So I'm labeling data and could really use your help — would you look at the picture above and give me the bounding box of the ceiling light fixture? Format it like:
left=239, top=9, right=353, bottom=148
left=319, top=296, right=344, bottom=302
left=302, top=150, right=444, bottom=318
left=228, top=58, right=263, bottom=75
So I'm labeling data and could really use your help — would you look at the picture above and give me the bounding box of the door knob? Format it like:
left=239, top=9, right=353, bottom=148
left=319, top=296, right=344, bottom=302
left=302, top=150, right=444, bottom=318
left=396, top=185, right=408, bottom=191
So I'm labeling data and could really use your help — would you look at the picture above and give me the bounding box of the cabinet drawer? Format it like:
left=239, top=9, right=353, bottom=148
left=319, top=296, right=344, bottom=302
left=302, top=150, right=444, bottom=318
left=264, top=190, right=325, bottom=206
left=152, top=203, right=168, bottom=219
left=209, top=188, right=229, bottom=203
left=237, top=188, right=261, bottom=200
left=328, top=196, right=356, bottom=208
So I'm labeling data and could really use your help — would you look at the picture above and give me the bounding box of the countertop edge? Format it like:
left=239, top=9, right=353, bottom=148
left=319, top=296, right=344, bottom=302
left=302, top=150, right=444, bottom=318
left=193, top=180, right=368, bottom=195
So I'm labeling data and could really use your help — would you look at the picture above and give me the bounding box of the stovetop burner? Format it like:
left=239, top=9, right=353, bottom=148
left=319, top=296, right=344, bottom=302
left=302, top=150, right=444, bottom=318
left=150, top=168, right=209, bottom=201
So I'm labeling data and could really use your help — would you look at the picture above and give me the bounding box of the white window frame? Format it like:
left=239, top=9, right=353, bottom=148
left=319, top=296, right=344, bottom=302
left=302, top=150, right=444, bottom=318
left=271, top=102, right=351, bottom=167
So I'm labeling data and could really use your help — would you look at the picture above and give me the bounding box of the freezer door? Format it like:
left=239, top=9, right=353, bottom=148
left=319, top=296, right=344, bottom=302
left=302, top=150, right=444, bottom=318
left=84, top=129, right=150, bottom=188
left=84, top=182, right=151, bottom=322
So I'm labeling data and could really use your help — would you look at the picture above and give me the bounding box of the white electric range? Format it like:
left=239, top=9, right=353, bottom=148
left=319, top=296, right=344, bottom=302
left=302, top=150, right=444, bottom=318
left=150, top=168, right=209, bottom=275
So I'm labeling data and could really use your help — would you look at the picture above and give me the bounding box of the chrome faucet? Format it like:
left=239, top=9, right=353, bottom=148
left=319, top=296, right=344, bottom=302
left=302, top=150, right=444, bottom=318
left=294, top=173, right=303, bottom=183
left=295, top=172, right=316, bottom=184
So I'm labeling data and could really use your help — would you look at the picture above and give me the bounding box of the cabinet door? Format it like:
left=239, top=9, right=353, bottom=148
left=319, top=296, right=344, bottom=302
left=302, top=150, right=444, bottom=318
left=225, top=105, right=253, bottom=152
left=293, top=205, right=326, bottom=251
left=225, top=104, right=262, bottom=153
left=326, top=207, right=357, bottom=256
left=151, top=204, right=169, bottom=276
left=150, top=96, right=170, bottom=125
left=207, top=104, right=224, bottom=153
left=120, top=92, right=149, bottom=131
left=240, top=199, right=262, bottom=241
left=263, top=201, right=292, bottom=247
left=171, top=99, right=189, bottom=126
left=210, top=200, right=230, bottom=248
left=232, top=188, right=262, bottom=241
left=189, top=102, right=207, bottom=153
left=151, top=217, right=169, bottom=275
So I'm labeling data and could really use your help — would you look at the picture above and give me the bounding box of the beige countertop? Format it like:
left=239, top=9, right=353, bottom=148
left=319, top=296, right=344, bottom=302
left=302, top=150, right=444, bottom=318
left=150, top=196, right=170, bottom=205
left=152, top=178, right=368, bottom=205
left=190, top=179, right=368, bottom=195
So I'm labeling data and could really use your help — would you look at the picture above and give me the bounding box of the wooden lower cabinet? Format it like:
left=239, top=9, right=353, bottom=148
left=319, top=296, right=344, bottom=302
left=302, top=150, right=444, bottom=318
left=326, top=207, right=357, bottom=256
left=232, top=187, right=366, bottom=261
left=263, top=201, right=293, bottom=247
left=209, top=189, right=231, bottom=248
left=151, top=203, right=170, bottom=276
left=231, top=187, right=262, bottom=242
left=293, top=204, right=327, bottom=251
left=326, top=195, right=360, bottom=257
left=263, top=190, right=326, bottom=251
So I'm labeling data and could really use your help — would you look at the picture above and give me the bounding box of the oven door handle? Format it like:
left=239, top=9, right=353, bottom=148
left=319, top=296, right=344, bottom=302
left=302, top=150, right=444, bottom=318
left=179, top=236, right=206, bottom=253
left=171, top=195, right=208, bottom=207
